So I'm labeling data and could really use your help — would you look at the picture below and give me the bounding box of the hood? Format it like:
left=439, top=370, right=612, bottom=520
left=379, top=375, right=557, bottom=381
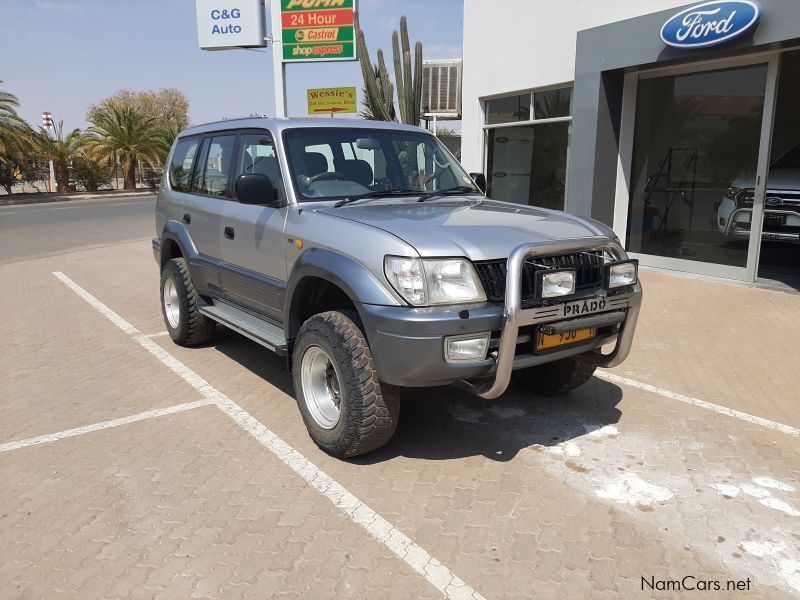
left=314, top=198, right=615, bottom=260
left=732, top=168, right=800, bottom=191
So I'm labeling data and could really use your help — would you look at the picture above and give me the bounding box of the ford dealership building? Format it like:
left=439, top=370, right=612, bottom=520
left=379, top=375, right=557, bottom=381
left=461, top=0, right=800, bottom=286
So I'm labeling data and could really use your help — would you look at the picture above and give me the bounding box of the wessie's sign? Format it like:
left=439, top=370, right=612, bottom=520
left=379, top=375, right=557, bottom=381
left=660, top=1, right=762, bottom=49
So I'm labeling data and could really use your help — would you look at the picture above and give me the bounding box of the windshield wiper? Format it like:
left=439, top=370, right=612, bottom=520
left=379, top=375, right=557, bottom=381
left=334, top=188, right=418, bottom=208
left=417, top=186, right=482, bottom=203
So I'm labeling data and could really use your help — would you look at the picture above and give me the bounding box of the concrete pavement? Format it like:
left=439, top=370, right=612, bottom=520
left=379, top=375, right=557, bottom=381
left=1, top=199, right=799, bottom=599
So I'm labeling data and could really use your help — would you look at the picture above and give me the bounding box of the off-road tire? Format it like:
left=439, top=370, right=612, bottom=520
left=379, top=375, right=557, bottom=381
left=513, top=353, right=599, bottom=395
left=160, top=258, right=216, bottom=346
left=292, top=310, right=400, bottom=458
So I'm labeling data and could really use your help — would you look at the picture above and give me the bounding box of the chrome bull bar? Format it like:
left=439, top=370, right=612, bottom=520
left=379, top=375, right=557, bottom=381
left=457, top=237, right=643, bottom=399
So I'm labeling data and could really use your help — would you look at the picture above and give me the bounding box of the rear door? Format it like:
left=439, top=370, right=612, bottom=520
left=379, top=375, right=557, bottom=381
left=219, top=129, right=289, bottom=322
left=175, top=133, right=237, bottom=293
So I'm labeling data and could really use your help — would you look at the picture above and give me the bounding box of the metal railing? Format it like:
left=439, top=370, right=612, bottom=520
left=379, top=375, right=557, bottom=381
left=457, top=237, right=643, bottom=399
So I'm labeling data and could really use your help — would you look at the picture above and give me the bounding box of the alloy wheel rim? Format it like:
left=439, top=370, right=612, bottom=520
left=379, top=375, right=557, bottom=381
left=163, top=278, right=180, bottom=329
left=300, top=345, right=342, bottom=430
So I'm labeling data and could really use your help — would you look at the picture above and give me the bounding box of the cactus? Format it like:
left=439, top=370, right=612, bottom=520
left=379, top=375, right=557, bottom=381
left=357, top=15, right=423, bottom=125
left=391, top=17, right=423, bottom=126
left=356, top=16, right=395, bottom=121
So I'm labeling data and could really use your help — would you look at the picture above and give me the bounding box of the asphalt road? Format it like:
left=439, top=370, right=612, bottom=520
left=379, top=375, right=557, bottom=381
left=0, top=195, right=156, bottom=264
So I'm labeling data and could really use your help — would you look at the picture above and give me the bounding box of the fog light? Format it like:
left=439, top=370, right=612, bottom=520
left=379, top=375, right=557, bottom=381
left=536, top=269, right=576, bottom=299
left=445, top=333, right=490, bottom=362
left=605, top=260, right=638, bottom=289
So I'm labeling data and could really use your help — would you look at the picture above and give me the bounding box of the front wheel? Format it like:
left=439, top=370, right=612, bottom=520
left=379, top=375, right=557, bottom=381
left=292, top=310, right=400, bottom=458
left=513, top=353, right=599, bottom=395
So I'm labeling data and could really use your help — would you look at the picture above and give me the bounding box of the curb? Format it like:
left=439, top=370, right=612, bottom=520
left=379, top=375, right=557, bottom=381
left=0, top=190, right=156, bottom=207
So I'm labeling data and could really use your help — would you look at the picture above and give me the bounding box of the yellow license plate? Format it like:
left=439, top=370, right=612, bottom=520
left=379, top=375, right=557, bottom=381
left=536, top=327, right=597, bottom=351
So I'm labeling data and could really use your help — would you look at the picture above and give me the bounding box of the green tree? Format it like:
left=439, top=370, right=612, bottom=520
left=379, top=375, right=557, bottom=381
left=85, top=106, right=166, bottom=190
left=87, top=88, right=190, bottom=133
left=72, top=157, right=112, bottom=192
left=33, top=121, right=84, bottom=193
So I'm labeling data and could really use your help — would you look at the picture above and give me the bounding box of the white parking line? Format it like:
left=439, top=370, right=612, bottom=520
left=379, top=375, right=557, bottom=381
left=596, top=370, right=800, bottom=438
left=52, top=271, right=486, bottom=600
left=144, top=331, right=169, bottom=338
left=0, top=399, right=213, bottom=453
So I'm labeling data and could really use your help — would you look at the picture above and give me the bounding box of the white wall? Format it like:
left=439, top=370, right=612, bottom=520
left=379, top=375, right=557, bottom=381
left=461, top=0, right=690, bottom=173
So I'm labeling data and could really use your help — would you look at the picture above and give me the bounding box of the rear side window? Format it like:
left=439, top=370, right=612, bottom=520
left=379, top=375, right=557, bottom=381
left=168, top=137, right=199, bottom=192
left=199, top=135, right=237, bottom=197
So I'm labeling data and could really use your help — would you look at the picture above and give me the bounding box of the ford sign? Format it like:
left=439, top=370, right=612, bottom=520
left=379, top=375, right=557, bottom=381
left=660, top=1, right=761, bottom=49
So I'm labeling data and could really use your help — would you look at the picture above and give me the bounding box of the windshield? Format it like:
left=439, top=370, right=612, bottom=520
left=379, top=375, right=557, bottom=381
left=283, top=127, right=477, bottom=202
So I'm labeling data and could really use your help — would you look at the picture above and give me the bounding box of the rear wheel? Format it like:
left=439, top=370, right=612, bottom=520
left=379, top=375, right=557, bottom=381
left=160, top=258, right=216, bottom=346
left=292, top=310, right=400, bottom=458
left=513, top=353, right=599, bottom=395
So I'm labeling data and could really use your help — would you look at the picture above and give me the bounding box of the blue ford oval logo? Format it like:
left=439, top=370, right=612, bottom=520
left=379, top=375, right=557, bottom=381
left=661, top=1, right=761, bottom=49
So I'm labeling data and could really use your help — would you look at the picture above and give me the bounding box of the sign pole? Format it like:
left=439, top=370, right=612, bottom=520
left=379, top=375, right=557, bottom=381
left=270, top=0, right=286, bottom=118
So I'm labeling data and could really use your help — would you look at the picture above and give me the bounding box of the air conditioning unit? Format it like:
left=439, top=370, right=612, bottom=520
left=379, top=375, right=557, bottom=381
left=421, top=59, right=462, bottom=120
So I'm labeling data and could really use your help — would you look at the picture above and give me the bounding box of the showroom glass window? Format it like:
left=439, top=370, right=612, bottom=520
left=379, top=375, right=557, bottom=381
left=483, top=86, right=572, bottom=210
left=626, top=65, right=767, bottom=268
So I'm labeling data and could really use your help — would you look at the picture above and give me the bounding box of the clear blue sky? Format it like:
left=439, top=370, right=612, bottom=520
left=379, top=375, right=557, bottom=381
left=2, top=0, right=463, bottom=130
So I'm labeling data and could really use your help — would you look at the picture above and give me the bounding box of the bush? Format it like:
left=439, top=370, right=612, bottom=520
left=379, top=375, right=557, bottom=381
left=72, top=158, right=112, bottom=192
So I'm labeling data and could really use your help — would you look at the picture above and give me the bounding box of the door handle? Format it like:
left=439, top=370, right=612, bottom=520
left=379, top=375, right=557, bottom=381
left=182, top=213, right=191, bottom=224
left=224, top=226, right=235, bottom=240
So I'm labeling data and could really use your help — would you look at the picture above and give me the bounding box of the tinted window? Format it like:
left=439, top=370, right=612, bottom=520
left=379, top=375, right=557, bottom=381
left=236, top=133, right=285, bottom=201
left=486, top=94, right=530, bottom=125
left=168, top=137, right=199, bottom=192
left=533, top=87, right=572, bottom=119
left=200, top=135, right=236, bottom=197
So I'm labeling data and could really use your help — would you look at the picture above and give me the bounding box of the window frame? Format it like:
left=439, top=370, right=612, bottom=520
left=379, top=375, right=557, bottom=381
left=482, top=84, right=573, bottom=130
left=481, top=84, right=574, bottom=211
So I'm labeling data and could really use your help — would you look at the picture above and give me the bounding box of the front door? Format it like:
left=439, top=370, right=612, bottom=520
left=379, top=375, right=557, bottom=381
left=220, top=130, right=289, bottom=323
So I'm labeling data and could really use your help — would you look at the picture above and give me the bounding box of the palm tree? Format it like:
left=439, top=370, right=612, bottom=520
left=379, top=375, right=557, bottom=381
left=32, top=121, right=84, bottom=193
left=85, top=106, right=165, bottom=190
left=0, top=82, right=35, bottom=193
left=0, top=82, right=30, bottom=153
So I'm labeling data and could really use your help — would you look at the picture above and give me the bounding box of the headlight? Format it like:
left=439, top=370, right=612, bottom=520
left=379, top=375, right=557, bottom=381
left=605, top=260, right=638, bottom=289
left=536, top=269, right=576, bottom=299
left=384, top=256, right=486, bottom=306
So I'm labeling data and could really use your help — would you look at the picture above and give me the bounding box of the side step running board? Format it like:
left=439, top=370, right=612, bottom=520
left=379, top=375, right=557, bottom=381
left=199, top=303, right=288, bottom=356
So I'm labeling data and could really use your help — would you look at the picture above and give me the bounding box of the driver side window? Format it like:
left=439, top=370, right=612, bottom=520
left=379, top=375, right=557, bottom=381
left=235, top=132, right=285, bottom=202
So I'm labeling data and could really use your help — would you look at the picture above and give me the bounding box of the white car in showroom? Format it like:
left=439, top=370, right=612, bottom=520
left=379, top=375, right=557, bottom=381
left=718, top=144, right=800, bottom=242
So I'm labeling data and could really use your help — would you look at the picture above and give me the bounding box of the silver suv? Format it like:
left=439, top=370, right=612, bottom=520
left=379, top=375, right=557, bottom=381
left=154, top=118, right=642, bottom=457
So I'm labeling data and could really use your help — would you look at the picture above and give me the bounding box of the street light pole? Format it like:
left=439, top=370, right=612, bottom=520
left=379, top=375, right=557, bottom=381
left=41, top=112, right=57, bottom=193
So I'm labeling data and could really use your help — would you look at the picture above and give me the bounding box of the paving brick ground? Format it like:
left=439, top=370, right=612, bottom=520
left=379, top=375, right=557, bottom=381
left=2, top=238, right=799, bottom=599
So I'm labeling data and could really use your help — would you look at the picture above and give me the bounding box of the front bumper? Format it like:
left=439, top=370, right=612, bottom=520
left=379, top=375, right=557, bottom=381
left=360, top=237, right=642, bottom=395
left=722, top=208, right=800, bottom=242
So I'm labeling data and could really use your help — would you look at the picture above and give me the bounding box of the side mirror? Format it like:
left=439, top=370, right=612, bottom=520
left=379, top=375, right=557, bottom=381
left=469, top=172, right=486, bottom=194
left=236, top=173, right=279, bottom=206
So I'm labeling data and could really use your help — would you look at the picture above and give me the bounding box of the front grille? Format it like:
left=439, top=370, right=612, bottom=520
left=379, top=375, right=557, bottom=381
left=475, top=252, right=605, bottom=303
left=736, top=189, right=800, bottom=211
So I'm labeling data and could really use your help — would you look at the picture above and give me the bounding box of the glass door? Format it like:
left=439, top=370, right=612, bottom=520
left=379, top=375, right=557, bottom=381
left=620, top=56, right=779, bottom=281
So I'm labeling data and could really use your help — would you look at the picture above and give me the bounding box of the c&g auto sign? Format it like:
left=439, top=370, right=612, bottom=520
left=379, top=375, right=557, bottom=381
left=660, top=1, right=762, bottom=49
left=196, top=0, right=267, bottom=49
